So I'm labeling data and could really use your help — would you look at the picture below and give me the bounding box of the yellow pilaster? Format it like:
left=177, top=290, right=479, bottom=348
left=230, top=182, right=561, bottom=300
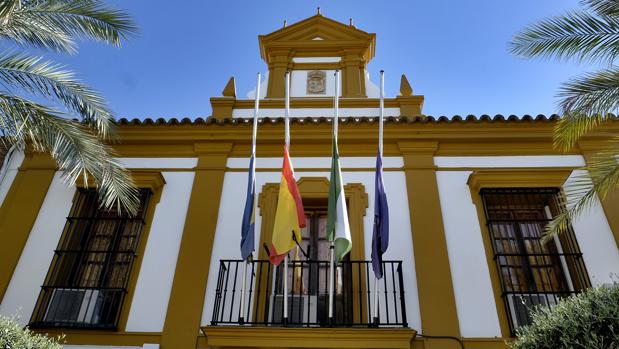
left=0, top=153, right=56, bottom=300
left=398, top=141, right=461, bottom=349
left=341, top=50, right=366, bottom=98
left=160, top=142, right=232, bottom=349
left=578, top=141, right=619, bottom=250
left=266, top=50, right=291, bottom=98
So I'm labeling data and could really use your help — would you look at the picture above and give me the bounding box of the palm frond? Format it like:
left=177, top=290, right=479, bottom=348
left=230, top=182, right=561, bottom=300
left=0, top=17, right=75, bottom=53
left=552, top=67, right=619, bottom=150
left=0, top=51, right=115, bottom=138
left=510, top=10, right=619, bottom=63
left=0, top=92, right=139, bottom=215
left=0, top=0, right=137, bottom=53
left=582, top=0, right=619, bottom=18
left=545, top=141, right=619, bottom=237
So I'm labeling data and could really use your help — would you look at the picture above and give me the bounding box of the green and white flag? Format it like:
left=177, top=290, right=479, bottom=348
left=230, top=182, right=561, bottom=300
left=327, top=136, right=352, bottom=264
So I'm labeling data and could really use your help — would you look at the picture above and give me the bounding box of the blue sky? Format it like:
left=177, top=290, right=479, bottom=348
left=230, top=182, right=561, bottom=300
left=47, top=0, right=594, bottom=119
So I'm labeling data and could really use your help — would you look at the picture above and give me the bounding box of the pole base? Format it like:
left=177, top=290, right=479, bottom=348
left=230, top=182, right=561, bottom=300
left=239, top=317, right=245, bottom=325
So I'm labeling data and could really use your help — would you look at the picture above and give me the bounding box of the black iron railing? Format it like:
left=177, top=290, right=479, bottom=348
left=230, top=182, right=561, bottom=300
left=210, top=259, right=407, bottom=328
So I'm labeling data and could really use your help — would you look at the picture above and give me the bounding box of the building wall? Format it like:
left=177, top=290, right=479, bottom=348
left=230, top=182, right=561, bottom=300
left=0, top=151, right=618, bottom=347
left=0, top=158, right=197, bottom=334
left=200, top=156, right=422, bottom=331
left=0, top=172, right=74, bottom=325
left=435, top=155, right=619, bottom=338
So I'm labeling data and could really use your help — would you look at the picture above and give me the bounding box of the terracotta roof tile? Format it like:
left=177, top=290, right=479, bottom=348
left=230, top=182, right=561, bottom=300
left=115, top=114, right=583, bottom=126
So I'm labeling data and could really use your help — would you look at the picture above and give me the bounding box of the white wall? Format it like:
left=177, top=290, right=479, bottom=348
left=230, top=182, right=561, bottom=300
left=292, top=57, right=341, bottom=63
left=125, top=172, right=195, bottom=332
left=201, top=157, right=421, bottom=331
left=436, top=171, right=502, bottom=337
left=0, top=173, right=75, bottom=325
left=565, top=170, right=619, bottom=285
left=0, top=148, right=24, bottom=207
left=0, top=158, right=196, bottom=331
left=231, top=107, right=401, bottom=118
left=435, top=155, right=619, bottom=338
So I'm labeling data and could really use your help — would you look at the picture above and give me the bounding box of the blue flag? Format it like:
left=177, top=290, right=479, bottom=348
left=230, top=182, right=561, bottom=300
left=240, top=154, right=256, bottom=260
left=371, top=154, right=389, bottom=279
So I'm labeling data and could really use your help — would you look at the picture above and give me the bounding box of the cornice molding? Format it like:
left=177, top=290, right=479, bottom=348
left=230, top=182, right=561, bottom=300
left=467, top=168, right=574, bottom=194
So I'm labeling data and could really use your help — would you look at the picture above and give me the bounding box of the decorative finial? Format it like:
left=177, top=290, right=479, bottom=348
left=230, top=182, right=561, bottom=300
left=317, top=6, right=321, bottom=15
left=222, top=77, right=236, bottom=98
left=283, top=20, right=287, bottom=27
left=399, top=74, right=413, bottom=96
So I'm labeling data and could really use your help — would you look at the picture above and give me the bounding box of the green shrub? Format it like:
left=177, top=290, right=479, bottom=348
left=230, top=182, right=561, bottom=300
left=511, top=284, right=619, bottom=349
left=0, top=316, right=62, bottom=349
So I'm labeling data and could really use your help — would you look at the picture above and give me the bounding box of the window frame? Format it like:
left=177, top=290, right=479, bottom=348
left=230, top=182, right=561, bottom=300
left=479, top=187, right=590, bottom=333
left=467, top=168, right=590, bottom=337
left=29, top=172, right=165, bottom=332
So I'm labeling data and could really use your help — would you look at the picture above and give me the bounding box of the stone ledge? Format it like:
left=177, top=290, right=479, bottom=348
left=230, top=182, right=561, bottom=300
left=201, top=326, right=417, bottom=349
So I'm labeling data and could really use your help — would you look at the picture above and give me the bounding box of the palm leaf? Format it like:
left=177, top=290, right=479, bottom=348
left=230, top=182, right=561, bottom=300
left=0, top=0, right=137, bottom=53
left=553, top=67, right=619, bottom=150
left=582, top=0, right=619, bottom=18
left=510, top=10, right=619, bottom=63
left=0, top=92, right=139, bottom=215
left=0, top=51, right=115, bottom=139
left=545, top=140, right=619, bottom=237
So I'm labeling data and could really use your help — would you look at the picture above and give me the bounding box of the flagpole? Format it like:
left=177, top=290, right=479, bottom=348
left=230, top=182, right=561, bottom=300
left=373, top=70, right=385, bottom=325
left=328, top=70, right=340, bottom=324
left=283, top=71, right=291, bottom=325
left=240, top=72, right=261, bottom=325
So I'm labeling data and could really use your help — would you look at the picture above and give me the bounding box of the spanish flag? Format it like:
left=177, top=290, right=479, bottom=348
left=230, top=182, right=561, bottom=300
left=269, top=145, right=306, bottom=265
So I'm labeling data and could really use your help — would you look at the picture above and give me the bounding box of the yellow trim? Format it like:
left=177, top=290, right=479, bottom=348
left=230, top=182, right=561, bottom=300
left=398, top=141, right=462, bottom=348
left=210, top=97, right=426, bottom=119
left=467, top=169, right=572, bottom=194
left=0, top=153, right=55, bottom=301
left=255, top=177, right=368, bottom=321
left=467, top=168, right=575, bottom=337
left=114, top=121, right=618, bottom=158
left=160, top=142, right=232, bottom=349
left=34, top=331, right=161, bottom=346
left=201, top=326, right=416, bottom=349
left=76, top=170, right=166, bottom=193
left=412, top=337, right=511, bottom=349
left=257, top=177, right=368, bottom=261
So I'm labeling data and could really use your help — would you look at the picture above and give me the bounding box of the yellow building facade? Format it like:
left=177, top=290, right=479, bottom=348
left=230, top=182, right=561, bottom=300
left=1, top=14, right=619, bottom=349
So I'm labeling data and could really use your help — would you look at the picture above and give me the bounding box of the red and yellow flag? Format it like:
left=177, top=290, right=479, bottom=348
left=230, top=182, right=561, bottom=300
left=269, top=145, right=306, bottom=265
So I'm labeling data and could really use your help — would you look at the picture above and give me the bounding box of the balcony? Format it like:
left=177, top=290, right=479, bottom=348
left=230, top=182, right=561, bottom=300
left=202, top=259, right=416, bottom=349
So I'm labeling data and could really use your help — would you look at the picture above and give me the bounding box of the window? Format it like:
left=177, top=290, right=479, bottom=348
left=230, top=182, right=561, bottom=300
left=270, top=208, right=353, bottom=325
left=30, top=188, right=151, bottom=330
left=480, top=188, right=590, bottom=333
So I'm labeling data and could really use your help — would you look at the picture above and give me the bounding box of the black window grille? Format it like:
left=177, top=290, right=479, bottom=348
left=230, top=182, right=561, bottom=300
left=30, top=188, right=151, bottom=330
left=480, top=188, right=590, bottom=334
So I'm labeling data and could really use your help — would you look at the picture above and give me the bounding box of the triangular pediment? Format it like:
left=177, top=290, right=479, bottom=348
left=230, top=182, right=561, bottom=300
left=261, top=14, right=373, bottom=42
left=258, top=14, right=376, bottom=63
